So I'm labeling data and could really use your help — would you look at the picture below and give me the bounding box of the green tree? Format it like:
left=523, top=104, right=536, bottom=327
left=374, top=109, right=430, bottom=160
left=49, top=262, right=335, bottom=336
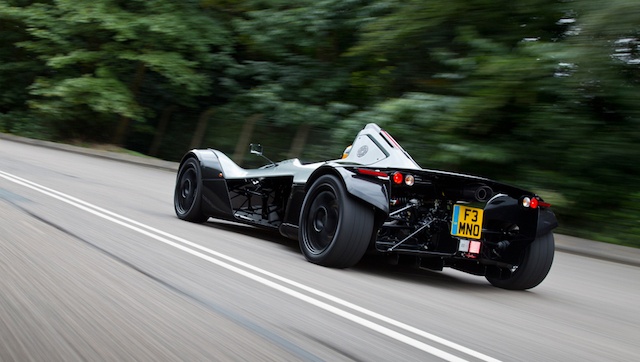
left=0, top=0, right=46, bottom=137
left=1, top=0, right=233, bottom=144
left=218, top=0, right=374, bottom=163
left=345, top=0, right=567, bottom=171
left=534, top=0, right=640, bottom=243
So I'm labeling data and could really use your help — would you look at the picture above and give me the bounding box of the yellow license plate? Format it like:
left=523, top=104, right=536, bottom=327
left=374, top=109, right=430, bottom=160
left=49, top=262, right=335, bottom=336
left=451, top=205, right=484, bottom=239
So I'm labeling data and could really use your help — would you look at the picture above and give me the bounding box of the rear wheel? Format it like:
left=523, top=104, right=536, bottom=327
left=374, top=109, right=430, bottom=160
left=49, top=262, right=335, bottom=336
left=174, top=158, right=209, bottom=223
left=299, top=175, right=373, bottom=268
left=486, top=233, right=555, bottom=290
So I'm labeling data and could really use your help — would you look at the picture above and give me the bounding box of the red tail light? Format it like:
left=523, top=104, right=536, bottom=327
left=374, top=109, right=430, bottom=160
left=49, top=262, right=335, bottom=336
left=522, top=196, right=551, bottom=209
left=392, top=172, right=403, bottom=184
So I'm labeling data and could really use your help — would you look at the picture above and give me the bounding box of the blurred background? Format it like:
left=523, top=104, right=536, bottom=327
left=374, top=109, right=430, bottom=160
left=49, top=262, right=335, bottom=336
left=0, top=0, right=638, bottom=246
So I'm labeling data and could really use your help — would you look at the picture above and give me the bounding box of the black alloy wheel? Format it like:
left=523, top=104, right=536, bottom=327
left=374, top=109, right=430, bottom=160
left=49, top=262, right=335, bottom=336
left=299, top=174, right=373, bottom=268
left=174, top=158, right=208, bottom=223
left=486, top=232, right=555, bottom=290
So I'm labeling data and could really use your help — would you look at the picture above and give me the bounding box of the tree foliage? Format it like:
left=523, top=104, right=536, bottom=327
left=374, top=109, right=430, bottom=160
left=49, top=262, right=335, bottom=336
left=1, top=0, right=233, bottom=143
left=0, top=0, right=638, bottom=246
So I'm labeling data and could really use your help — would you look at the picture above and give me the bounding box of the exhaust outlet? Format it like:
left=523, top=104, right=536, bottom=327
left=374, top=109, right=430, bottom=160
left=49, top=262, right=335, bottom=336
left=474, top=185, right=493, bottom=202
left=461, top=184, right=494, bottom=202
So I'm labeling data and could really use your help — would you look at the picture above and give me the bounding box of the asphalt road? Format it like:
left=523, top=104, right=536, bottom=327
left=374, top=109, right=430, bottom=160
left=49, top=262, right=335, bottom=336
left=1, top=137, right=639, bottom=361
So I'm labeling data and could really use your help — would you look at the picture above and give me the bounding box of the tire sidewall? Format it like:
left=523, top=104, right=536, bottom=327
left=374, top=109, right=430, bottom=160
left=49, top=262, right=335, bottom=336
left=299, top=175, right=344, bottom=262
left=487, top=233, right=555, bottom=290
left=299, top=174, right=373, bottom=268
left=174, top=158, right=205, bottom=221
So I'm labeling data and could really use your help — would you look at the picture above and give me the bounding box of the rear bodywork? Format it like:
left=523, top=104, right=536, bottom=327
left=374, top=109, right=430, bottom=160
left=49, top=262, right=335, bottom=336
left=177, top=123, right=557, bottom=286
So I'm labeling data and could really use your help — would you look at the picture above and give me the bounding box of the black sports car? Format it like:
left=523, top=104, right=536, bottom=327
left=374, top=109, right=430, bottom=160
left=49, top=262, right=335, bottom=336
left=174, top=123, right=557, bottom=290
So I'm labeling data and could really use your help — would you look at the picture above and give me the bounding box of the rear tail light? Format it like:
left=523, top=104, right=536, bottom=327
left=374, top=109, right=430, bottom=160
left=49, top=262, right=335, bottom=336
left=404, top=174, right=415, bottom=186
left=522, top=196, right=551, bottom=209
left=392, top=172, right=403, bottom=184
left=357, top=169, right=415, bottom=186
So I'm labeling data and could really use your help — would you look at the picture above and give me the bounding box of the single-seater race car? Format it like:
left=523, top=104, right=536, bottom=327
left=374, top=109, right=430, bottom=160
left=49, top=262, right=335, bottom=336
left=174, top=123, right=557, bottom=290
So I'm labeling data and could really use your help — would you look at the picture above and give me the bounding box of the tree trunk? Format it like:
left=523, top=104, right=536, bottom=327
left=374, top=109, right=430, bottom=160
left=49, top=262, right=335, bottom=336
left=113, top=62, right=146, bottom=146
left=232, top=113, right=263, bottom=165
left=287, top=123, right=312, bottom=159
left=148, top=105, right=177, bottom=156
left=189, top=107, right=216, bottom=149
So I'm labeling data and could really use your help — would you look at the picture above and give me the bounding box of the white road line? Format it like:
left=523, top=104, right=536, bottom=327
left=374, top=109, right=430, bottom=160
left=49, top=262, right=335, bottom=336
left=0, top=170, right=501, bottom=362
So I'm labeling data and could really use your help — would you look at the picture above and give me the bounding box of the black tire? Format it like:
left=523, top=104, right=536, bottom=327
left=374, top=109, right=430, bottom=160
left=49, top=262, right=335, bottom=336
left=174, top=158, right=209, bottom=223
left=299, top=174, right=373, bottom=268
left=486, top=233, right=555, bottom=290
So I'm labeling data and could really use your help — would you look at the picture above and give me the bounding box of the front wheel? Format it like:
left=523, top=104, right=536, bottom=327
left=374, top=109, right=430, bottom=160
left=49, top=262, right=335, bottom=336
left=299, top=174, right=373, bottom=268
left=486, top=233, right=555, bottom=290
left=174, top=158, right=209, bottom=223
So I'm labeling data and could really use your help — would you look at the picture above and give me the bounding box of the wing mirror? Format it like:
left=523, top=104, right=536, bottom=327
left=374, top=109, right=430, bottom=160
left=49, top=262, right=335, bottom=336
left=249, top=143, right=275, bottom=166
left=250, top=143, right=263, bottom=156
